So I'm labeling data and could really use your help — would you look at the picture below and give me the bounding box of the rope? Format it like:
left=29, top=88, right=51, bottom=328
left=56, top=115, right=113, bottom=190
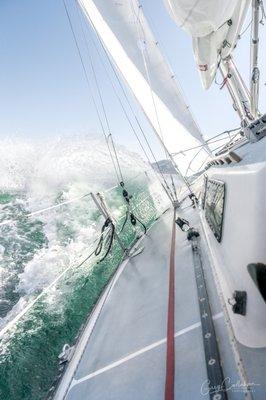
left=119, top=182, right=147, bottom=234
left=130, top=1, right=191, bottom=195
left=107, top=134, right=124, bottom=184
left=133, top=4, right=192, bottom=193
left=170, top=175, right=178, bottom=202
left=77, top=0, right=176, bottom=201
left=239, top=19, right=252, bottom=39
left=0, top=168, right=158, bottom=228
left=132, top=2, right=168, bottom=159
left=77, top=12, right=152, bottom=165
left=65, top=0, right=183, bottom=205
left=74, top=2, right=125, bottom=184
left=138, top=1, right=205, bottom=144
left=0, top=193, right=91, bottom=227
left=62, top=0, right=122, bottom=184
left=94, top=218, right=115, bottom=262
left=171, top=132, right=241, bottom=156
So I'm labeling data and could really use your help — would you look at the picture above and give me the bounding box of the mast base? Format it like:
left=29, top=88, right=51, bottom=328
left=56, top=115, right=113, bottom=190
left=243, top=114, right=266, bottom=142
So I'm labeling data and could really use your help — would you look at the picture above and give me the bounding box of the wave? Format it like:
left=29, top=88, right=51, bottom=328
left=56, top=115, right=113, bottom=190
left=0, top=134, right=148, bottom=321
left=0, top=134, right=169, bottom=400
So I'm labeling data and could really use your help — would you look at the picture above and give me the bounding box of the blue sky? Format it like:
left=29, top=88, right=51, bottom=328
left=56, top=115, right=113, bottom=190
left=0, top=0, right=265, bottom=158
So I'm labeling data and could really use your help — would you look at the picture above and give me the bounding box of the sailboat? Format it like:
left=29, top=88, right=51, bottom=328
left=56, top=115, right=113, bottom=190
left=1, top=1, right=266, bottom=400
left=50, top=1, right=266, bottom=399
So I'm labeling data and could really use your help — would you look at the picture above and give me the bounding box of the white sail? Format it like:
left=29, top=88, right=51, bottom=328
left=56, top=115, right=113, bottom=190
left=165, top=0, right=250, bottom=89
left=77, top=0, right=210, bottom=175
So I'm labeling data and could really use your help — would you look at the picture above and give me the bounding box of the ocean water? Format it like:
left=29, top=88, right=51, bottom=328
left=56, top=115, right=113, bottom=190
left=0, top=135, right=168, bottom=400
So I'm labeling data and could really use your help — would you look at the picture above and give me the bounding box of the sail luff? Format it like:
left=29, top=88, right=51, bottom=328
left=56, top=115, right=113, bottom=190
left=77, top=0, right=210, bottom=175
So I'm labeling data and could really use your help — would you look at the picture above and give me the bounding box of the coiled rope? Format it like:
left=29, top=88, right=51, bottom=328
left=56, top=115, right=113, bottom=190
left=94, top=217, right=115, bottom=262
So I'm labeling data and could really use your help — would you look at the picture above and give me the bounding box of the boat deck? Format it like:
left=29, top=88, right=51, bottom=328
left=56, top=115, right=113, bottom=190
left=56, top=205, right=266, bottom=400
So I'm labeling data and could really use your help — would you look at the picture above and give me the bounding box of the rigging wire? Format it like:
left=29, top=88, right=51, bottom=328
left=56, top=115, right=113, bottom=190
left=73, top=1, right=125, bottom=183
left=0, top=166, right=156, bottom=228
left=62, top=0, right=121, bottom=184
left=138, top=1, right=205, bottom=144
left=239, top=19, right=252, bottom=39
left=171, top=127, right=241, bottom=156
left=76, top=1, right=177, bottom=201
left=132, top=2, right=169, bottom=159
left=76, top=8, right=152, bottom=165
left=73, top=2, right=176, bottom=204
left=94, top=217, right=115, bottom=262
left=131, top=1, right=192, bottom=193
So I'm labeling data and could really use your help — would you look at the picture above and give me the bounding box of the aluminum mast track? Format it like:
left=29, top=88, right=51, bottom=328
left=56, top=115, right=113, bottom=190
left=189, top=231, right=228, bottom=400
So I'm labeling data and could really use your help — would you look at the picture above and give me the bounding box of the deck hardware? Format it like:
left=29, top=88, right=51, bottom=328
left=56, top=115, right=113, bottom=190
left=90, top=192, right=127, bottom=253
left=188, top=193, right=198, bottom=208
left=175, top=217, right=190, bottom=231
left=185, top=227, right=228, bottom=399
left=245, top=114, right=266, bottom=141
left=58, top=343, right=74, bottom=364
left=186, top=227, right=200, bottom=240
left=90, top=192, right=144, bottom=259
left=228, top=291, right=247, bottom=315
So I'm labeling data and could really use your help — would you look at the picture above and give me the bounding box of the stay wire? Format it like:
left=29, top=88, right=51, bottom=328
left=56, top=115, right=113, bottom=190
left=79, top=16, right=153, bottom=165
left=62, top=0, right=121, bottom=184
left=77, top=1, right=176, bottom=201
left=85, top=16, right=164, bottom=171
left=74, top=2, right=124, bottom=183
left=131, top=1, right=168, bottom=160
left=129, top=1, right=179, bottom=198
left=132, top=1, right=192, bottom=193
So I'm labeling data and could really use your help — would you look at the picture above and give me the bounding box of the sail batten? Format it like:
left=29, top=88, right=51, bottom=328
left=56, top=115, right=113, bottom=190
left=77, top=0, right=209, bottom=174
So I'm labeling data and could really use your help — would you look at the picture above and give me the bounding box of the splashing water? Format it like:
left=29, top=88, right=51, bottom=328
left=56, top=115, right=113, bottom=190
left=0, top=135, right=169, bottom=400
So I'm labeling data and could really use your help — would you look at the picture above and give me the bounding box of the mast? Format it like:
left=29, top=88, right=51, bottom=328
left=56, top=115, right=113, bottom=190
left=219, top=57, right=254, bottom=127
left=250, top=0, right=261, bottom=119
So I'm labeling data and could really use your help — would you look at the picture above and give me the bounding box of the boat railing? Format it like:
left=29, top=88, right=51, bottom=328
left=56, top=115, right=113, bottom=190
left=0, top=167, right=170, bottom=400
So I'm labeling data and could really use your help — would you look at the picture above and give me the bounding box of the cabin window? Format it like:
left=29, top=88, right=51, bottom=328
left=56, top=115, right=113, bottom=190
left=201, top=174, right=208, bottom=209
left=204, top=179, right=225, bottom=242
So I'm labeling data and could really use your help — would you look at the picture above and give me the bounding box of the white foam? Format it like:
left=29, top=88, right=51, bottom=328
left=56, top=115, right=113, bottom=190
left=0, top=134, right=159, bottom=328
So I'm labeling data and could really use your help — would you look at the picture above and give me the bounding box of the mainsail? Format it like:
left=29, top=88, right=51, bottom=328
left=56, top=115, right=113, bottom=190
left=165, top=0, right=251, bottom=89
left=77, top=0, right=210, bottom=175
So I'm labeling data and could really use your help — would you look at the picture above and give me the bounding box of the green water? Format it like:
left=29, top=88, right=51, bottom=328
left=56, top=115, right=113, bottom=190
left=0, top=175, right=164, bottom=400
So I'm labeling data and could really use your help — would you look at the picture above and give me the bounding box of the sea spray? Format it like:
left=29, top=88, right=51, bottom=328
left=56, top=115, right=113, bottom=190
left=0, top=135, right=169, bottom=400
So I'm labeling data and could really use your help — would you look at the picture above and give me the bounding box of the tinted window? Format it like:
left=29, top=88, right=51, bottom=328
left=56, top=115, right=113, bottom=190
left=204, top=179, right=225, bottom=242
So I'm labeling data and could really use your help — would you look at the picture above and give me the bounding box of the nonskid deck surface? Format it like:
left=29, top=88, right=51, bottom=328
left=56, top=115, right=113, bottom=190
left=60, top=206, right=265, bottom=400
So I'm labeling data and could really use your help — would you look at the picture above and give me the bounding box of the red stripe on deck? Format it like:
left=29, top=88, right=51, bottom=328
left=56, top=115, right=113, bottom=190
left=165, top=210, right=176, bottom=400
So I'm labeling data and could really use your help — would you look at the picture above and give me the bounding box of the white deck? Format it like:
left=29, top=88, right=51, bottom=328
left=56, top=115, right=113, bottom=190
left=55, top=206, right=266, bottom=400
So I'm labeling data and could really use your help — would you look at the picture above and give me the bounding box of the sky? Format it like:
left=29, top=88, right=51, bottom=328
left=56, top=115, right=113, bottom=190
left=0, top=0, right=265, bottom=159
